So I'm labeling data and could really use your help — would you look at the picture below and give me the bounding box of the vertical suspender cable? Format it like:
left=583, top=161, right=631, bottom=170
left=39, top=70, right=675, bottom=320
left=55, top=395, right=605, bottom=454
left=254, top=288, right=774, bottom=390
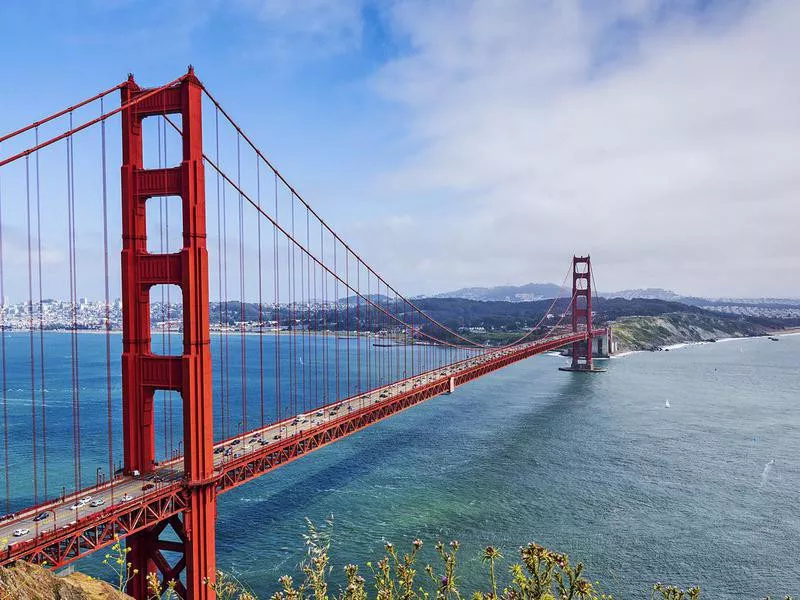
left=305, top=209, right=311, bottom=409
left=163, top=113, right=174, bottom=457
left=366, top=270, right=371, bottom=395
left=100, top=99, right=114, bottom=499
left=312, top=213, right=319, bottom=408
left=273, top=173, right=281, bottom=423
left=0, top=173, right=9, bottom=514
left=356, top=259, right=361, bottom=393
left=320, top=222, right=327, bottom=404
left=214, top=108, right=226, bottom=440
left=299, top=205, right=306, bottom=413
left=222, top=138, right=231, bottom=438
left=257, top=158, right=264, bottom=427
left=65, top=130, right=76, bottom=491
left=290, top=195, right=298, bottom=415
left=345, top=250, right=350, bottom=398
left=158, top=119, right=168, bottom=457
left=34, top=128, right=48, bottom=500
left=286, top=235, right=293, bottom=416
left=237, top=133, right=247, bottom=440
left=334, top=242, right=339, bottom=401
left=395, top=292, right=400, bottom=383
left=67, top=114, right=82, bottom=491
left=25, top=156, right=40, bottom=511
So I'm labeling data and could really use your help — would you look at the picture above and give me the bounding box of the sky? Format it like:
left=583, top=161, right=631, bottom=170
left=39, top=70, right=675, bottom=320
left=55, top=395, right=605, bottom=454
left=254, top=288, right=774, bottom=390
left=0, top=0, right=798, bottom=299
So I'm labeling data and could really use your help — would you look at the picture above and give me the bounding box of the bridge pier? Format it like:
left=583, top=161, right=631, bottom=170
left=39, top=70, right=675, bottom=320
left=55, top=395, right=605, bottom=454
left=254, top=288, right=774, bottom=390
left=121, top=69, right=217, bottom=599
left=559, top=256, right=606, bottom=373
left=592, top=327, right=615, bottom=358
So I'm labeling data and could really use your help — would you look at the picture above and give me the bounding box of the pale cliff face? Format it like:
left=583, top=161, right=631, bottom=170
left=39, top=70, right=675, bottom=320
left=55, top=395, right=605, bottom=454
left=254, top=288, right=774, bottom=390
left=0, top=561, right=131, bottom=600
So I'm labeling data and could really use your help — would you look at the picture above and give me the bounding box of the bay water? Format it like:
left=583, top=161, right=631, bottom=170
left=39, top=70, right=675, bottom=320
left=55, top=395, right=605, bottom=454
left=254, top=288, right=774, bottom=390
left=1, top=333, right=798, bottom=598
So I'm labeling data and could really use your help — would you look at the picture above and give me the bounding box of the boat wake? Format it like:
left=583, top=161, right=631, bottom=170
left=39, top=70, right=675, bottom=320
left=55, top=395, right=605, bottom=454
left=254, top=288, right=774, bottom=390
left=760, top=459, right=774, bottom=488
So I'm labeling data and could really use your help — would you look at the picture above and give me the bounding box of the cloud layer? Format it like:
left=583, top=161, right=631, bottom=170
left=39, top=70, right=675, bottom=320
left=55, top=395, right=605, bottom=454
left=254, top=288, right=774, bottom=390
left=360, top=0, right=800, bottom=297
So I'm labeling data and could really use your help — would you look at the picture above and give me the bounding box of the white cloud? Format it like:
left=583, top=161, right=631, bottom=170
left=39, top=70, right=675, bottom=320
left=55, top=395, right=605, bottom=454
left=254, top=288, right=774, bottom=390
left=362, top=0, right=800, bottom=297
left=234, top=0, right=366, bottom=55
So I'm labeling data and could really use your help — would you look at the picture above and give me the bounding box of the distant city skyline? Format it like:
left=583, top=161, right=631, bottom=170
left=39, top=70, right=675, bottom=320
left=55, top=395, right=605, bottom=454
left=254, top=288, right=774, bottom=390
left=1, top=1, right=798, bottom=299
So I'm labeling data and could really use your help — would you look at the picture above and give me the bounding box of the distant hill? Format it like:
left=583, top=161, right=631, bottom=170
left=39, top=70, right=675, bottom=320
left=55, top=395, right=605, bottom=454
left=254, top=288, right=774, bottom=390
left=430, top=283, right=563, bottom=302
left=430, top=283, right=691, bottom=303
left=601, top=287, right=684, bottom=301
left=429, top=283, right=800, bottom=309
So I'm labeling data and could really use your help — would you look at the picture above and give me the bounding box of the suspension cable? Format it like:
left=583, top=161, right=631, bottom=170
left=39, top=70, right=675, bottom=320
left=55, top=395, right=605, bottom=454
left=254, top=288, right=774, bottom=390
left=0, top=83, right=124, bottom=144
left=162, top=113, right=486, bottom=351
left=0, top=75, right=187, bottom=168
left=199, top=149, right=485, bottom=350
left=197, top=85, right=486, bottom=349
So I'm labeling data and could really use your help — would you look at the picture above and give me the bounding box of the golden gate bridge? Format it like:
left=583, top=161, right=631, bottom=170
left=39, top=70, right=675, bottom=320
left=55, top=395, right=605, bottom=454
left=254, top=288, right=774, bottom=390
left=0, top=68, right=607, bottom=599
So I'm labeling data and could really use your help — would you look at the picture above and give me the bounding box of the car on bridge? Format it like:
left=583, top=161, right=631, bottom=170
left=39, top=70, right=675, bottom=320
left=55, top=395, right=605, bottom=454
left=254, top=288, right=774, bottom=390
left=13, top=528, right=30, bottom=537
left=33, top=512, right=49, bottom=522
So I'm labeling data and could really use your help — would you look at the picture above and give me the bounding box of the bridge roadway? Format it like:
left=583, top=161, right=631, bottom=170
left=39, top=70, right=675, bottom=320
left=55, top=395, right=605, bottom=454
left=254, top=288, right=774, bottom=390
left=0, top=331, right=594, bottom=569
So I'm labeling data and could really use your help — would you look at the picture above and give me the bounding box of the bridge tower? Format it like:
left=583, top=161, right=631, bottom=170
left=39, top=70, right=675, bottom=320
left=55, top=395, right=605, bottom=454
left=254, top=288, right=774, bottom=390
left=560, top=255, right=604, bottom=372
left=120, top=68, right=216, bottom=599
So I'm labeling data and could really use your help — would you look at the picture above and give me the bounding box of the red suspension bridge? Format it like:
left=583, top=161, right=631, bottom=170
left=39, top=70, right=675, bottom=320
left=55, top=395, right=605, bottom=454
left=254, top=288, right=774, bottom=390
left=0, top=69, right=609, bottom=599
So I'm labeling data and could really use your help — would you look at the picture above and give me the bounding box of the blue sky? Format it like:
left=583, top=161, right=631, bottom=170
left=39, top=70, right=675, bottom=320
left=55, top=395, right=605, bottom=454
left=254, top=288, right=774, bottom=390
left=1, top=0, right=798, bottom=299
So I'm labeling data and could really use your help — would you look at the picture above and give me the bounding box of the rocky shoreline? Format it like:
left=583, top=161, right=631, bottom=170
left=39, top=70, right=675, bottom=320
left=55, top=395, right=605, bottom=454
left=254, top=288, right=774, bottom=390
left=609, top=312, right=780, bottom=353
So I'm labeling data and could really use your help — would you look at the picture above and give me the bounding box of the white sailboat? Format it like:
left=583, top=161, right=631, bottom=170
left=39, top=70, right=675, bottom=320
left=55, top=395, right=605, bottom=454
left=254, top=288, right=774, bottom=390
left=665, top=399, right=670, bottom=408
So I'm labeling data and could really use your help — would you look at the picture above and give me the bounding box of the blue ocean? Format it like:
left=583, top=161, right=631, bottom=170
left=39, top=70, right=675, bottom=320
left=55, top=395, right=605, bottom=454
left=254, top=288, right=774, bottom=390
left=1, top=332, right=798, bottom=598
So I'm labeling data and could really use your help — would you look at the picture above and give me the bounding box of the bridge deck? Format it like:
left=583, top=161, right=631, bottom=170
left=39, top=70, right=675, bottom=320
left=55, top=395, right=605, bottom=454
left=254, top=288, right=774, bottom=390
left=0, top=331, right=595, bottom=569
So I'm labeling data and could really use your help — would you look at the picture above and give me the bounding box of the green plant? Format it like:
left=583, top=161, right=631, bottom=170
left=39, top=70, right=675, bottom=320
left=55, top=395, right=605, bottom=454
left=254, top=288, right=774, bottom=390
left=650, top=583, right=701, bottom=600
left=147, top=571, right=178, bottom=600
left=206, top=569, right=258, bottom=600
left=206, top=518, right=709, bottom=600
left=424, top=540, right=461, bottom=600
left=481, top=546, right=502, bottom=599
left=101, top=535, right=138, bottom=592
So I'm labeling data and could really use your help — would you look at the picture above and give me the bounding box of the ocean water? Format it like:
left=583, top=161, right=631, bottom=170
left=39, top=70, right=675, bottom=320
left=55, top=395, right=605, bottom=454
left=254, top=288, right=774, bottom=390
left=2, top=333, right=799, bottom=598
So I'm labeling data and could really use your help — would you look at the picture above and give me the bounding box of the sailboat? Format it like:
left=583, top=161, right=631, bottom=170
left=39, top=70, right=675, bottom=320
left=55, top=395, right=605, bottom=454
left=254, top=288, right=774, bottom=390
left=665, top=399, right=670, bottom=408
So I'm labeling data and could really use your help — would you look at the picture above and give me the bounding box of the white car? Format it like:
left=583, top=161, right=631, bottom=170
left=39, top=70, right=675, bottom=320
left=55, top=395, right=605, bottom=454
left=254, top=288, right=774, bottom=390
left=13, top=528, right=29, bottom=537
left=117, top=494, right=133, bottom=503
left=70, top=503, right=84, bottom=511
left=79, top=496, right=92, bottom=504
left=89, top=499, right=105, bottom=507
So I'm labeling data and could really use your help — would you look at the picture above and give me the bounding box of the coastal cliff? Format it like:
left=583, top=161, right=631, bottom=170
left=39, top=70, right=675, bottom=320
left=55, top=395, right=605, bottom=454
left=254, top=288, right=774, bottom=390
left=0, top=562, right=131, bottom=600
left=610, top=312, right=769, bottom=352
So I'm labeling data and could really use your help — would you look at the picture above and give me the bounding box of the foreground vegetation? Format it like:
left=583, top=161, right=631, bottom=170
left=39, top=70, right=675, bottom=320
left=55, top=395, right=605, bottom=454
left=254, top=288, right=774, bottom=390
left=2, top=520, right=792, bottom=599
left=140, top=519, right=717, bottom=600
